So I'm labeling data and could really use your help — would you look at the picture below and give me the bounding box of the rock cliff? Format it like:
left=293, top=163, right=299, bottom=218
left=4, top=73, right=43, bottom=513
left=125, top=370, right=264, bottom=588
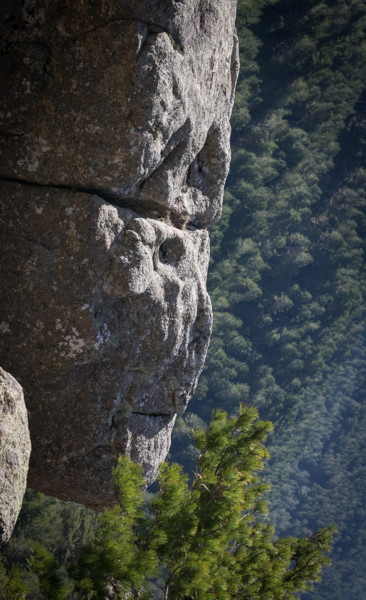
left=0, top=0, right=238, bottom=509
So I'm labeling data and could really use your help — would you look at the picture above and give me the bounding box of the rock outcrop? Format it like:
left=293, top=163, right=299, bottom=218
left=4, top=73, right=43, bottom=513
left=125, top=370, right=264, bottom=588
left=0, top=368, right=31, bottom=543
left=0, top=0, right=238, bottom=509
left=0, top=193, right=211, bottom=507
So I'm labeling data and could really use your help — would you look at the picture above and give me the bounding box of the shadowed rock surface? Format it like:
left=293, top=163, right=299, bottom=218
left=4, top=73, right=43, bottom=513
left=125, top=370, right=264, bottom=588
left=0, top=368, right=31, bottom=543
left=0, top=0, right=238, bottom=508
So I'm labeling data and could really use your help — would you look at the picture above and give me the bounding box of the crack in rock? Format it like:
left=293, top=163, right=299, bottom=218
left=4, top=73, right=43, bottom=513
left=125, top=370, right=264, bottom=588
left=0, top=0, right=238, bottom=508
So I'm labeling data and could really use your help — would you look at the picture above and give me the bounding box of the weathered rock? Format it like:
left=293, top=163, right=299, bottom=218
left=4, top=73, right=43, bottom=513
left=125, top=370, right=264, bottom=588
left=0, top=0, right=238, bottom=228
left=0, top=368, right=31, bottom=543
left=0, top=190, right=211, bottom=507
left=0, top=0, right=238, bottom=508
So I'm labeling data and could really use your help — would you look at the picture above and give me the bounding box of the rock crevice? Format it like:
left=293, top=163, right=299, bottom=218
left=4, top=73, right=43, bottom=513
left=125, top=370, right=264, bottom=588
left=0, top=175, right=204, bottom=230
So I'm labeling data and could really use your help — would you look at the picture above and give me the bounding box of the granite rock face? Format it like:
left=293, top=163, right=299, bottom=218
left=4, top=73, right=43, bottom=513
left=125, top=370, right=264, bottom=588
left=0, top=368, right=31, bottom=543
left=0, top=0, right=238, bottom=228
left=0, top=192, right=211, bottom=507
left=0, top=0, right=238, bottom=508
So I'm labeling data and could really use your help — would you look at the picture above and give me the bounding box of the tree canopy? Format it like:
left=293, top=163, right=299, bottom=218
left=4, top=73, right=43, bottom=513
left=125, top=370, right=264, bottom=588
left=1, top=406, right=334, bottom=600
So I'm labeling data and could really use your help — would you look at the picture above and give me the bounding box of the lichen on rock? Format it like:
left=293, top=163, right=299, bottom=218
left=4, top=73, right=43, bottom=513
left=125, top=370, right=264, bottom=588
left=0, top=0, right=238, bottom=228
left=0, top=0, right=238, bottom=509
left=0, top=191, right=212, bottom=507
left=0, top=368, right=31, bottom=543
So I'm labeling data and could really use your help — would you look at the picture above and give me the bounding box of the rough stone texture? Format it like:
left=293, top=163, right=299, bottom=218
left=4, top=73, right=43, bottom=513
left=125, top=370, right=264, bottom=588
left=0, top=0, right=238, bottom=508
left=0, top=0, right=238, bottom=228
left=0, top=190, right=211, bottom=507
left=0, top=368, right=31, bottom=543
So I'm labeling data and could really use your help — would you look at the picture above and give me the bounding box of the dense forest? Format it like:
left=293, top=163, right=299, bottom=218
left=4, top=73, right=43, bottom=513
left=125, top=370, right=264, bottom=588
left=174, top=0, right=366, bottom=597
left=2, top=0, right=366, bottom=598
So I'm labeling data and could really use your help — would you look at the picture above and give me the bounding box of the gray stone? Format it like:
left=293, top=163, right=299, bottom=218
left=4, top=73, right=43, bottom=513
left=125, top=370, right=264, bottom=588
left=0, top=0, right=238, bottom=228
left=0, top=0, right=238, bottom=508
left=0, top=368, right=31, bottom=543
left=0, top=190, right=211, bottom=508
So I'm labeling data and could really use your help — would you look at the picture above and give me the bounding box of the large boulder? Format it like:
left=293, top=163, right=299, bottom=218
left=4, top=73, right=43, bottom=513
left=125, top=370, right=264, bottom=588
left=0, top=368, right=31, bottom=543
left=0, top=0, right=238, bottom=509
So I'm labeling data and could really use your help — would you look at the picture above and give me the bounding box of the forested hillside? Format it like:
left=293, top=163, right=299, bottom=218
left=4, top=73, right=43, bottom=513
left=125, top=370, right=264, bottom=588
left=193, top=0, right=366, bottom=424
left=173, top=0, right=366, bottom=597
left=267, top=330, right=366, bottom=600
left=2, top=1, right=366, bottom=598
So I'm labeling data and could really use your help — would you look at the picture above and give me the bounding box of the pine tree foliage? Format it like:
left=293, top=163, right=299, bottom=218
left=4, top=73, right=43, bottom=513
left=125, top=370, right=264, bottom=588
left=53, top=408, right=334, bottom=599
left=27, top=543, right=70, bottom=600
left=0, top=556, right=28, bottom=600
left=0, top=491, right=97, bottom=599
left=1, top=408, right=334, bottom=600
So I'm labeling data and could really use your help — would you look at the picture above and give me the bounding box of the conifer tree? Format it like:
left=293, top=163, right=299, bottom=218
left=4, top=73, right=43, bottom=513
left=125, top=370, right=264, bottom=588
left=0, top=556, right=28, bottom=600
left=68, top=405, right=334, bottom=599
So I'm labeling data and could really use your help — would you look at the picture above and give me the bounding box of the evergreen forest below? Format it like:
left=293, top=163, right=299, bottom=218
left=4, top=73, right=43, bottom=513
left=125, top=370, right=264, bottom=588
left=2, top=0, right=366, bottom=598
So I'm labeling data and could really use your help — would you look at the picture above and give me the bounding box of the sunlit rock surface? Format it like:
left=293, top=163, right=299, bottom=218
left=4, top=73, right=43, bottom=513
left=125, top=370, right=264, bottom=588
left=0, top=368, right=31, bottom=542
left=0, top=193, right=211, bottom=507
left=0, top=0, right=238, bottom=508
left=0, top=0, right=238, bottom=228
